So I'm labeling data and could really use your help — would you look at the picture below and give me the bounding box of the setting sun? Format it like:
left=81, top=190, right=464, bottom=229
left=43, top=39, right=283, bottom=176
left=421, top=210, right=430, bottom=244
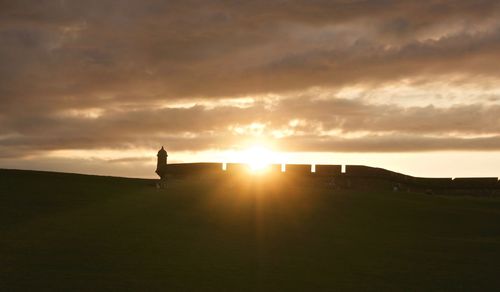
left=243, top=146, right=274, bottom=172
left=221, top=145, right=280, bottom=173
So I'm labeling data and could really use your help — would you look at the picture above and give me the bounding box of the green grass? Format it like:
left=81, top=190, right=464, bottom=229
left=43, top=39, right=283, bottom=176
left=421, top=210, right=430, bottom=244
left=1, top=169, right=500, bottom=291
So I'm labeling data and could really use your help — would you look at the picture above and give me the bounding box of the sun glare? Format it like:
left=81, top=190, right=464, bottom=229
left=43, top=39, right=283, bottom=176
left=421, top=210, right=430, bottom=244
left=221, top=144, right=286, bottom=174
left=244, top=146, right=273, bottom=173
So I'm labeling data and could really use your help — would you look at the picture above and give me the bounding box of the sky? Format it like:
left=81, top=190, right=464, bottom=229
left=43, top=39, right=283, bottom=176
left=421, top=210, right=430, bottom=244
left=1, top=0, right=500, bottom=178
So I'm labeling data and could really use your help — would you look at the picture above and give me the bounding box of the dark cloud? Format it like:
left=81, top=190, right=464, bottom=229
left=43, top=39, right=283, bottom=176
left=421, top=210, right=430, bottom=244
left=2, top=0, right=500, bottom=105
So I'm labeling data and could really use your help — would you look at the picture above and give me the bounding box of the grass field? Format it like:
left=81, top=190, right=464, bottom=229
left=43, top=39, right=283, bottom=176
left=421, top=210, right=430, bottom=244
left=1, top=169, right=500, bottom=291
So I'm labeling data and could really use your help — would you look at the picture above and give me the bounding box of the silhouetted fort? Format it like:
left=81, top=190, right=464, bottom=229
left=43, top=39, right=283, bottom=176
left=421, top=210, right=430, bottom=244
left=156, top=147, right=500, bottom=195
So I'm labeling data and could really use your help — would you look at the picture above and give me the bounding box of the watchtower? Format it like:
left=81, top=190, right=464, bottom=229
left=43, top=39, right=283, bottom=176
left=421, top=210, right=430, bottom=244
left=156, top=146, right=168, bottom=187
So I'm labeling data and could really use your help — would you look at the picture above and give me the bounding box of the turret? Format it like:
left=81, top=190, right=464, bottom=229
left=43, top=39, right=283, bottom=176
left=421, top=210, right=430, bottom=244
left=156, top=146, right=168, bottom=179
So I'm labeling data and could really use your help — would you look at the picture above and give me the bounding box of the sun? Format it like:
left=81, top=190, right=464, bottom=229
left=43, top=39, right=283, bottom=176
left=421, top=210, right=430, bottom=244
left=221, top=144, right=283, bottom=173
left=242, top=145, right=274, bottom=173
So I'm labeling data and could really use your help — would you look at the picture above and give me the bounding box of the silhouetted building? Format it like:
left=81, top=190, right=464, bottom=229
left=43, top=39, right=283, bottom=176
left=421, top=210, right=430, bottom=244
left=156, top=146, right=168, bottom=187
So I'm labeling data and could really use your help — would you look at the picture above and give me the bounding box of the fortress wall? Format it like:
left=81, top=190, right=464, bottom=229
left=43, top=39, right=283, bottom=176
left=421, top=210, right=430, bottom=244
left=226, top=163, right=250, bottom=174
left=165, top=163, right=221, bottom=177
left=284, top=164, right=313, bottom=176
left=345, top=165, right=417, bottom=184
left=268, top=164, right=283, bottom=173
left=224, top=163, right=282, bottom=176
left=161, top=163, right=498, bottom=191
left=413, top=177, right=454, bottom=188
left=343, top=176, right=396, bottom=189
left=452, top=178, right=498, bottom=188
left=345, top=165, right=394, bottom=178
left=315, top=165, right=342, bottom=176
left=392, top=173, right=414, bottom=183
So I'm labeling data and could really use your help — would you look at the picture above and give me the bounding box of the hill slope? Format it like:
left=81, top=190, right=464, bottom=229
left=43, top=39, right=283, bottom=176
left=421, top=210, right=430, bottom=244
left=1, top=169, right=500, bottom=291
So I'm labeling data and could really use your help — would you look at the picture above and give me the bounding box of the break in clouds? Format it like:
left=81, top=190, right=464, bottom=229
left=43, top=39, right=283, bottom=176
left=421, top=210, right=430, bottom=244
left=2, top=0, right=500, bottom=162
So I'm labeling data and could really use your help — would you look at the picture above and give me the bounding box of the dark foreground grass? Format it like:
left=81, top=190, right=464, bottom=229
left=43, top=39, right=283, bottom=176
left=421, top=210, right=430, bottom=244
left=1, top=169, right=500, bottom=291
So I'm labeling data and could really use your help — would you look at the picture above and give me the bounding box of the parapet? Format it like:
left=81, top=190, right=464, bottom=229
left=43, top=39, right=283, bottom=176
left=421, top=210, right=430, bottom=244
left=225, top=163, right=251, bottom=175
left=315, top=165, right=342, bottom=176
left=413, top=177, right=454, bottom=188
left=452, top=177, right=498, bottom=189
left=268, top=164, right=282, bottom=173
left=165, top=163, right=221, bottom=177
left=223, top=163, right=282, bottom=176
left=284, top=164, right=313, bottom=176
left=346, top=165, right=396, bottom=178
left=160, top=163, right=499, bottom=191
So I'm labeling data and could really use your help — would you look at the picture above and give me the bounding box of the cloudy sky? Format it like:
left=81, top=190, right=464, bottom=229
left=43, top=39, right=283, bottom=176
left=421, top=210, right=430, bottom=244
left=1, top=0, right=500, bottom=178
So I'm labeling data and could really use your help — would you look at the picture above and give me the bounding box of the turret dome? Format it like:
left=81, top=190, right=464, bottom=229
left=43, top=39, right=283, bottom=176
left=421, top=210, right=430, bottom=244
left=158, top=146, right=168, bottom=156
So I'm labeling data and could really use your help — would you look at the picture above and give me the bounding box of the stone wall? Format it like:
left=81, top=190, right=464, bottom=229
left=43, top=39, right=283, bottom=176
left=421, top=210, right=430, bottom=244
left=315, top=165, right=342, bottom=176
left=345, top=165, right=394, bottom=178
left=284, top=164, right=313, bottom=176
left=163, top=162, right=500, bottom=190
left=412, top=177, right=454, bottom=189
left=164, top=163, right=221, bottom=177
left=452, top=178, right=498, bottom=188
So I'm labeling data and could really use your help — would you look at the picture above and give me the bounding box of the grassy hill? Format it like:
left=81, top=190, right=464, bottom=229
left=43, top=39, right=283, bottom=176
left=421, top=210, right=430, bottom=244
left=1, top=169, right=500, bottom=291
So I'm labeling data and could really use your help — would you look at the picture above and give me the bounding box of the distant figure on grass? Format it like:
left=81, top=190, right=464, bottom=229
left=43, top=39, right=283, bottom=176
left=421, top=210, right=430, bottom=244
left=156, top=146, right=168, bottom=188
